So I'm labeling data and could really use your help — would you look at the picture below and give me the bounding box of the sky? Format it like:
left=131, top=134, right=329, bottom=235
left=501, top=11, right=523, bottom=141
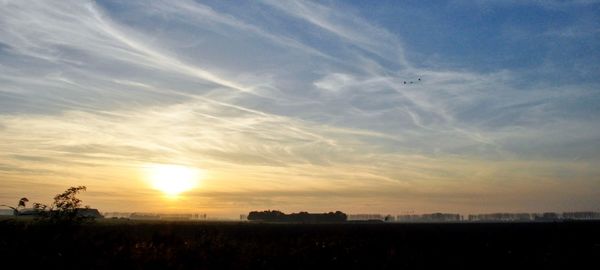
left=1, top=0, right=599, bottom=217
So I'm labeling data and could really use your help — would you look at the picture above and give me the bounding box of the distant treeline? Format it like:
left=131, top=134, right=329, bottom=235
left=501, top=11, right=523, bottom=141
left=248, top=210, right=347, bottom=223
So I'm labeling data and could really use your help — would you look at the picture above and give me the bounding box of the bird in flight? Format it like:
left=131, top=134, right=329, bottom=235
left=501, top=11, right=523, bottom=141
left=403, top=77, right=422, bottom=85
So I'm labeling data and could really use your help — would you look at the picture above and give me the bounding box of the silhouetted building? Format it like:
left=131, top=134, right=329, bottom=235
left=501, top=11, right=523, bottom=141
left=75, top=208, right=103, bottom=219
left=10, top=208, right=45, bottom=217
left=0, top=208, right=103, bottom=219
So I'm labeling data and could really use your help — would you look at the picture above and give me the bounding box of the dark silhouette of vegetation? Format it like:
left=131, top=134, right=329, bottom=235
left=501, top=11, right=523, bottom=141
left=52, top=186, right=87, bottom=213
left=248, top=210, right=347, bottom=223
left=18, top=197, right=28, bottom=208
left=0, top=221, right=598, bottom=269
left=30, top=186, right=98, bottom=223
left=2, top=186, right=101, bottom=223
left=0, top=197, right=29, bottom=216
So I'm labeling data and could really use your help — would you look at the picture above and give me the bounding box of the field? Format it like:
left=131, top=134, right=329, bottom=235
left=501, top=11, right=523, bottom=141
left=1, top=219, right=599, bottom=269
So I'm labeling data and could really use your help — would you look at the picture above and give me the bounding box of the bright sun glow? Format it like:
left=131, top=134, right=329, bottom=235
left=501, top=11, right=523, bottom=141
left=145, top=164, right=203, bottom=196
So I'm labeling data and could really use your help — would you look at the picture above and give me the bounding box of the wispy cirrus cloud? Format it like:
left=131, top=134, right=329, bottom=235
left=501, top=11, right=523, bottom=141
left=0, top=0, right=598, bottom=215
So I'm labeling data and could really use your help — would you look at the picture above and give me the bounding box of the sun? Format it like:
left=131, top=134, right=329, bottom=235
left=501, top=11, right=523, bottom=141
left=144, top=164, right=203, bottom=196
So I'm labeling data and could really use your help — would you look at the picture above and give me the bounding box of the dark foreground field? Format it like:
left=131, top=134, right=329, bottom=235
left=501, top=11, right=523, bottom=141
left=1, top=220, right=599, bottom=269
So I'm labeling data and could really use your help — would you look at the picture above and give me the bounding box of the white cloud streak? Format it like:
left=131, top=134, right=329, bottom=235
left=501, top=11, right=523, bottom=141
left=0, top=0, right=598, bottom=215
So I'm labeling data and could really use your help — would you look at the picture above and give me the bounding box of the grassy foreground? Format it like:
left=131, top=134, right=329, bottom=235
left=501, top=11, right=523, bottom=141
left=1, top=219, right=599, bottom=269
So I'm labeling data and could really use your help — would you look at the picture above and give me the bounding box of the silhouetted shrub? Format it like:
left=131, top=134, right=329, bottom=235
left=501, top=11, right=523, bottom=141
left=33, top=186, right=98, bottom=224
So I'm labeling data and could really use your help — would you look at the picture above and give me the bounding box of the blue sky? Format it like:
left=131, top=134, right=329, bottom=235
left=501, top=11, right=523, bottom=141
left=0, top=0, right=599, bottom=216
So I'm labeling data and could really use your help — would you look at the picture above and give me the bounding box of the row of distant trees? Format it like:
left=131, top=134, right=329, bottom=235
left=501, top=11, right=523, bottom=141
left=248, top=210, right=347, bottom=223
left=1, top=186, right=90, bottom=222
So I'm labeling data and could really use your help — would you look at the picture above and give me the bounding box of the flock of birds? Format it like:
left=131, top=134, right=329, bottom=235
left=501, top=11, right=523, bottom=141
left=403, top=78, right=421, bottom=85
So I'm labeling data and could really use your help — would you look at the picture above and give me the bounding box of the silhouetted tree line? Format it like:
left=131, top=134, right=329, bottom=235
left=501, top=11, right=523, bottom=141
left=248, top=210, right=347, bottom=223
